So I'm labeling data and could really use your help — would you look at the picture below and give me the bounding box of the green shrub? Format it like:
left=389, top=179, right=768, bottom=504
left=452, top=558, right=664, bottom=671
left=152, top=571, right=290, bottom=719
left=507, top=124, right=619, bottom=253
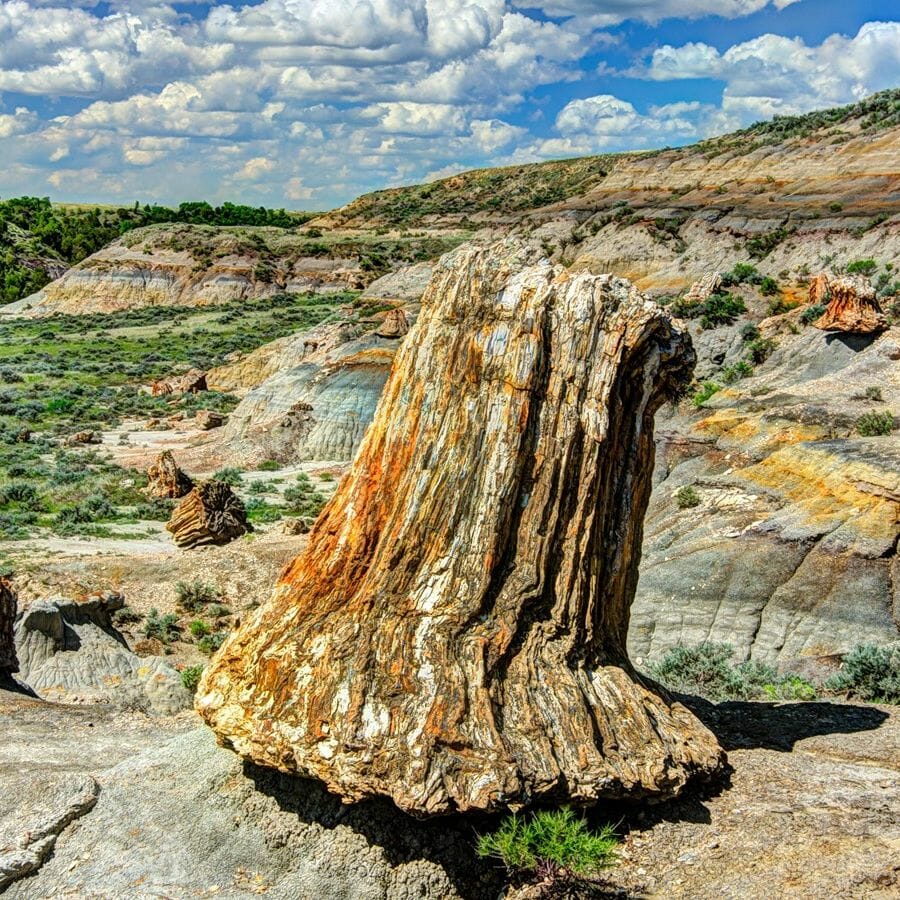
left=721, top=360, right=753, bottom=384
left=175, top=579, right=218, bottom=612
left=189, top=619, right=211, bottom=638
left=144, top=609, right=180, bottom=643
left=245, top=497, right=283, bottom=522
left=826, top=645, right=900, bottom=703
left=740, top=322, right=761, bottom=342
left=856, top=411, right=894, bottom=436
left=846, top=258, right=877, bottom=276
left=671, top=292, right=746, bottom=328
left=674, top=485, right=700, bottom=509
left=745, top=337, right=777, bottom=364
left=649, top=642, right=817, bottom=702
left=181, top=665, right=204, bottom=693
left=759, top=276, right=779, bottom=296
left=720, top=262, right=762, bottom=286
left=477, top=808, right=618, bottom=884
left=0, top=481, right=43, bottom=509
left=799, top=303, right=826, bottom=325
left=864, top=386, right=883, bottom=402
left=691, top=381, right=721, bottom=408
left=257, top=459, right=280, bottom=471
left=198, top=632, right=227, bottom=655
left=212, top=467, right=243, bottom=485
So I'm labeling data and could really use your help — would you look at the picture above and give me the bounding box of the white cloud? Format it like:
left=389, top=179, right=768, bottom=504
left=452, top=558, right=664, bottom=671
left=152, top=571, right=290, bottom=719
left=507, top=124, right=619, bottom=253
left=285, top=176, right=315, bottom=200
left=234, top=156, right=276, bottom=180
left=639, top=21, right=900, bottom=118
left=517, top=1, right=800, bottom=26
left=0, top=105, right=37, bottom=138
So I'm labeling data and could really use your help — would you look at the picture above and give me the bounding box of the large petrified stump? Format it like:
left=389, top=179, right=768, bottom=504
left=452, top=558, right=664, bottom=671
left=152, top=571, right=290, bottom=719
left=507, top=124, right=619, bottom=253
left=197, top=242, right=725, bottom=815
left=1, top=577, right=18, bottom=674
left=167, top=481, right=250, bottom=549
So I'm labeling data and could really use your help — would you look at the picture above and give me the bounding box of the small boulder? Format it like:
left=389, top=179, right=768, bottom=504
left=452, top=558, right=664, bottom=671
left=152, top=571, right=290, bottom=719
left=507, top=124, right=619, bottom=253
left=145, top=450, right=194, bottom=499
left=681, top=271, right=723, bottom=306
left=281, top=517, right=310, bottom=536
left=195, top=410, right=226, bottom=430
left=66, top=429, right=100, bottom=446
left=151, top=369, right=207, bottom=397
left=814, top=275, right=887, bottom=334
left=166, top=481, right=252, bottom=549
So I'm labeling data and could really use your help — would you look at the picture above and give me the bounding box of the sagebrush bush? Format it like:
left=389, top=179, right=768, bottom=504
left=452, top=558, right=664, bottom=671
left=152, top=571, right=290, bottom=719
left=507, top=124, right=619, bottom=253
left=180, top=665, right=204, bottom=693
left=649, top=642, right=817, bottom=702
left=674, top=485, right=700, bottom=509
left=799, top=303, right=826, bottom=325
left=826, top=645, right=900, bottom=703
left=691, top=381, right=720, bottom=408
left=213, top=467, right=243, bottom=486
left=477, top=808, right=618, bottom=884
left=144, top=609, right=180, bottom=643
left=175, top=580, right=218, bottom=612
left=856, top=411, right=894, bottom=436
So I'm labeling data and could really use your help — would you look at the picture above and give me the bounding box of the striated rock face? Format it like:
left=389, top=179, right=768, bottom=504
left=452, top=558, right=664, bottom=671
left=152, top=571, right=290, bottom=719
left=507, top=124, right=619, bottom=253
left=144, top=450, right=193, bottom=499
left=197, top=241, right=725, bottom=815
left=814, top=275, right=887, bottom=334
left=167, top=481, right=251, bottom=549
left=0, top=578, right=18, bottom=674
left=150, top=368, right=207, bottom=396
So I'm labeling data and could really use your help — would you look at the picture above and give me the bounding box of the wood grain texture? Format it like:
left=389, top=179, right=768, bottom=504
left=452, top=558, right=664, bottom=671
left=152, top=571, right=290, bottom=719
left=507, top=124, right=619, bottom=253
left=0, top=578, right=18, bottom=674
left=166, top=481, right=250, bottom=549
left=197, top=241, right=726, bottom=815
left=145, top=450, right=194, bottom=499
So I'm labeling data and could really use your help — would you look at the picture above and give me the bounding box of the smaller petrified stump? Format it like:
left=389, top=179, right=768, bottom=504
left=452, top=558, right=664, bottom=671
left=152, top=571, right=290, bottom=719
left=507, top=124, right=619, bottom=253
left=151, top=369, right=208, bottom=397
left=145, top=450, right=194, bottom=499
left=195, top=410, right=226, bottom=431
left=0, top=577, right=18, bottom=674
left=814, top=275, right=887, bottom=334
left=375, top=308, right=409, bottom=338
left=682, top=271, right=722, bottom=306
left=808, top=272, right=831, bottom=305
left=167, top=481, right=251, bottom=549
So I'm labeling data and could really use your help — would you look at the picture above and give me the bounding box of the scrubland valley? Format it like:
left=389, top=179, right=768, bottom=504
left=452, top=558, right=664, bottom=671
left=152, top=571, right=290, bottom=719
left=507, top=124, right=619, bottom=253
left=1, top=91, right=899, bottom=899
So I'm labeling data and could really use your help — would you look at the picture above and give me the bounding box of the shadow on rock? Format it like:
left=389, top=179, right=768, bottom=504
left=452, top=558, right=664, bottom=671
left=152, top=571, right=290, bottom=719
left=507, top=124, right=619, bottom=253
left=245, top=761, right=506, bottom=900
left=683, top=697, right=889, bottom=752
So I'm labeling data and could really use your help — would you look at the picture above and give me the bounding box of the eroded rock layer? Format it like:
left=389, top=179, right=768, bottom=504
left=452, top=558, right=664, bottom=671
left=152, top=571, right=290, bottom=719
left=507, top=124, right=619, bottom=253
left=197, top=241, right=725, bottom=815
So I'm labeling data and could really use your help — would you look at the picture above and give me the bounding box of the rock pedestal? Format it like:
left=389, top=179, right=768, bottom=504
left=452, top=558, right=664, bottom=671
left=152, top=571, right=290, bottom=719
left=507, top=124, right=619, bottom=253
left=1, top=578, right=18, bottom=674
left=167, top=481, right=251, bottom=549
left=197, top=241, right=725, bottom=815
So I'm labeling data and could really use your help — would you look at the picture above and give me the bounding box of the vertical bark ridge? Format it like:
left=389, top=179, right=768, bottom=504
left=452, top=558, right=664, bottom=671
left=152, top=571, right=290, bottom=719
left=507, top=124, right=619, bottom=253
left=197, top=241, right=725, bottom=815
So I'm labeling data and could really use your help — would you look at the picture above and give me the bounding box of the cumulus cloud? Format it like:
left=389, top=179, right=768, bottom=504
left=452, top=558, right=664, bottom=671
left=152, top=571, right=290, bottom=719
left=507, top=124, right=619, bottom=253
left=0, top=105, right=38, bottom=138
left=639, top=21, right=900, bottom=118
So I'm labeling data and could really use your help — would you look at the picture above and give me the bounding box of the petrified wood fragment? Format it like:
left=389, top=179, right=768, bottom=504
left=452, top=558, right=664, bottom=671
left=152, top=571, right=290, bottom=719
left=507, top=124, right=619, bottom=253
left=814, top=275, right=887, bottom=334
left=197, top=242, right=725, bottom=815
left=166, top=481, right=250, bottom=549
left=0, top=577, right=18, bottom=674
left=145, top=450, right=194, bottom=499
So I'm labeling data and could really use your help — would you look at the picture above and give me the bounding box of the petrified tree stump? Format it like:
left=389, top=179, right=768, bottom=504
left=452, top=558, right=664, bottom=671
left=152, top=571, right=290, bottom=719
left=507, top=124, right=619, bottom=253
left=1, top=577, right=18, bottom=674
left=166, top=481, right=250, bottom=549
left=197, top=242, right=725, bottom=815
left=145, top=450, right=194, bottom=499
left=814, top=275, right=886, bottom=333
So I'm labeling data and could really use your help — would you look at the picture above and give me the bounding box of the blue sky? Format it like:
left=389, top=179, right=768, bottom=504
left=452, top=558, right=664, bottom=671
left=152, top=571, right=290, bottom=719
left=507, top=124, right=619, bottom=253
left=0, top=0, right=897, bottom=209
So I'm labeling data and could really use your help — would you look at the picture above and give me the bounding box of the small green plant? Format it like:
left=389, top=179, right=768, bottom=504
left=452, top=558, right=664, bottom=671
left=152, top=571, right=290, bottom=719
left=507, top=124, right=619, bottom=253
left=175, top=580, right=218, bottom=612
left=759, top=276, right=779, bottom=296
left=799, top=303, right=826, bottom=325
left=180, top=665, right=204, bottom=693
left=198, top=632, right=227, bottom=655
left=691, top=381, right=721, bottom=408
left=257, top=459, right=280, bottom=471
left=856, top=411, right=894, bottom=436
left=674, top=485, right=700, bottom=509
left=825, top=645, right=900, bottom=703
left=649, top=642, right=817, bottom=702
left=721, top=360, right=753, bottom=384
left=745, top=337, right=777, bottom=364
left=846, top=258, right=877, bottom=276
left=477, top=808, right=618, bottom=888
left=144, top=609, right=180, bottom=643
left=740, top=322, right=761, bottom=342
left=864, top=386, right=883, bottom=402
left=189, top=619, right=211, bottom=638
left=212, top=467, right=243, bottom=485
